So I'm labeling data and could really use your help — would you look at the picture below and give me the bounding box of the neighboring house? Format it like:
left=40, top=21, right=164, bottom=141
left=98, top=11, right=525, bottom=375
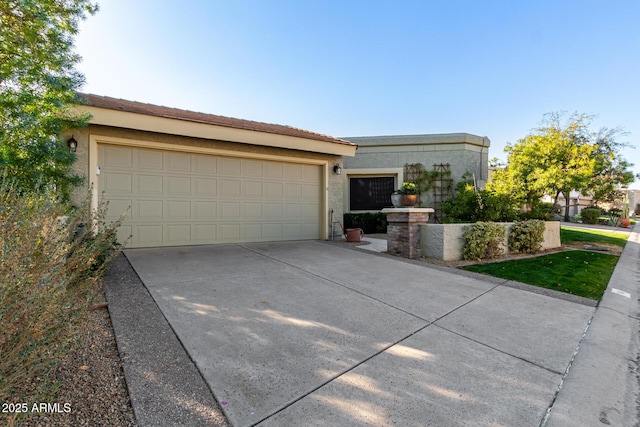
left=67, top=94, right=356, bottom=248
left=629, top=190, right=640, bottom=215
left=541, top=191, right=594, bottom=217
left=342, top=133, right=490, bottom=216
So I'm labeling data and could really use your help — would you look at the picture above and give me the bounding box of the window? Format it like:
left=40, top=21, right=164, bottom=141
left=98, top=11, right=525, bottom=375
left=349, top=176, right=395, bottom=210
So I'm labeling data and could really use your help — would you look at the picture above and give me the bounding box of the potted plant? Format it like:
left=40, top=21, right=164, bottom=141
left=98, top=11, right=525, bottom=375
left=391, top=182, right=418, bottom=208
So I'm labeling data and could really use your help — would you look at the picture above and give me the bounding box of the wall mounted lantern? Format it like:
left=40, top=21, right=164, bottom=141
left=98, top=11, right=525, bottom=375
left=333, top=164, right=342, bottom=175
left=67, top=136, right=78, bottom=153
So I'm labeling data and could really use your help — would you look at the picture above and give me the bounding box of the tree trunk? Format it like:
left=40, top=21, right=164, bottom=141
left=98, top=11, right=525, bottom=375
left=564, top=193, right=571, bottom=222
left=553, top=190, right=561, bottom=209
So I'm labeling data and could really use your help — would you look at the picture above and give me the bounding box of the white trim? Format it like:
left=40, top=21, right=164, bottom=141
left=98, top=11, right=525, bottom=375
left=90, top=134, right=329, bottom=241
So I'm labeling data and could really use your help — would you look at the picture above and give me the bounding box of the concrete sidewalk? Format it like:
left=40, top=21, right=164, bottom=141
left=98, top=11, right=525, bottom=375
left=543, top=222, right=640, bottom=426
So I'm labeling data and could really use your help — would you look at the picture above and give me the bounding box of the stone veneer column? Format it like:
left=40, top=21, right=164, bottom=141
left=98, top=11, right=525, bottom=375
left=381, top=208, right=434, bottom=259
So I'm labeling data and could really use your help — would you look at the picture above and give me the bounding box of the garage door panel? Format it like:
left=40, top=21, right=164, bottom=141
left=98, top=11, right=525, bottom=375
left=219, top=157, right=241, bottom=175
left=99, top=144, right=322, bottom=247
left=193, top=178, right=216, bottom=196
left=193, top=224, right=217, bottom=242
left=243, top=202, right=263, bottom=219
left=285, top=183, right=302, bottom=198
left=302, top=204, right=320, bottom=220
left=242, top=224, right=263, bottom=240
left=265, top=203, right=283, bottom=219
left=166, top=200, right=191, bottom=219
left=166, top=176, right=191, bottom=196
left=302, top=164, right=321, bottom=182
left=116, top=225, right=133, bottom=245
left=302, top=184, right=321, bottom=201
left=264, top=223, right=283, bottom=239
left=284, top=163, right=302, bottom=180
left=266, top=182, right=283, bottom=198
left=192, top=154, right=217, bottom=175
left=104, top=173, right=133, bottom=193
left=167, top=152, right=191, bottom=172
left=221, top=202, right=240, bottom=219
left=137, top=200, right=163, bottom=219
left=105, top=199, right=132, bottom=221
left=220, top=224, right=241, bottom=241
left=243, top=159, right=263, bottom=177
left=138, top=175, right=163, bottom=194
left=243, top=181, right=263, bottom=198
left=136, top=149, right=163, bottom=170
left=285, top=203, right=302, bottom=219
left=103, top=146, right=133, bottom=168
left=219, top=179, right=241, bottom=197
left=136, top=225, right=163, bottom=245
left=194, top=201, right=217, bottom=219
left=302, top=222, right=320, bottom=237
left=283, top=223, right=302, bottom=238
left=265, top=162, right=283, bottom=179
left=167, top=224, right=191, bottom=244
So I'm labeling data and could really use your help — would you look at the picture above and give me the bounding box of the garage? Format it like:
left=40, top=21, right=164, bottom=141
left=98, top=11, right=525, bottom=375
left=99, top=143, right=323, bottom=248
left=67, top=94, right=356, bottom=248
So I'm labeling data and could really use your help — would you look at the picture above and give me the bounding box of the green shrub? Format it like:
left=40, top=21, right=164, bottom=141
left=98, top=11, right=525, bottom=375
left=520, top=202, right=560, bottom=221
left=442, top=175, right=518, bottom=223
left=0, top=184, right=126, bottom=403
left=343, top=212, right=388, bottom=234
left=581, top=207, right=602, bottom=224
left=462, top=222, right=507, bottom=261
left=509, top=219, right=546, bottom=254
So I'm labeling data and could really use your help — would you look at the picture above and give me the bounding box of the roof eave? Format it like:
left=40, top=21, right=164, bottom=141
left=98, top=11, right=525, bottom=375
left=79, top=105, right=357, bottom=157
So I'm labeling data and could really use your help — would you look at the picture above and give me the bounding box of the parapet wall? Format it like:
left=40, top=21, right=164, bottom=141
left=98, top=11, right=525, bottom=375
left=420, top=221, right=561, bottom=261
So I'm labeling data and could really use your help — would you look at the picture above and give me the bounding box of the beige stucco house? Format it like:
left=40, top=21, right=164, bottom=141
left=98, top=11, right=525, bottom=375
left=67, top=94, right=356, bottom=248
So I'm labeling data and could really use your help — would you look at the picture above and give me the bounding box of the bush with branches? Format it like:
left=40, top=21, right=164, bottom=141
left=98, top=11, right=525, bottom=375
left=581, top=207, right=602, bottom=224
left=508, top=220, right=546, bottom=254
left=462, top=222, right=507, bottom=261
left=442, top=174, right=519, bottom=223
left=0, top=183, right=126, bottom=403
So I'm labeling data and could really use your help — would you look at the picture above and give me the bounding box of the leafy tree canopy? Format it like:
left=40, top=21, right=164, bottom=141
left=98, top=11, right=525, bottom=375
left=0, top=0, right=97, bottom=198
left=489, top=112, right=634, bottom=220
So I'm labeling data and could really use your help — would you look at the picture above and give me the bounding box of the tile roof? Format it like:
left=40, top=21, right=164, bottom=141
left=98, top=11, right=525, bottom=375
left=78, top=93, right=354, bottom=146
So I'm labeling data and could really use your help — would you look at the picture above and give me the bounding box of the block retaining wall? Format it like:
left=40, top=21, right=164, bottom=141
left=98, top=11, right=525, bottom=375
left=420, top=221, right=561, bottom=261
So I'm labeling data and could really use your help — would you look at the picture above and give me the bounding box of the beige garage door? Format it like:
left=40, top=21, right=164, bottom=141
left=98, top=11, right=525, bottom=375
left=99, top=144, right=323, bottom=248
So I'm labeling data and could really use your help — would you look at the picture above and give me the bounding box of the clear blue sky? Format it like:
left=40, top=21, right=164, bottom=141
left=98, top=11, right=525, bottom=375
left=75, top=1, right=640, bottom=187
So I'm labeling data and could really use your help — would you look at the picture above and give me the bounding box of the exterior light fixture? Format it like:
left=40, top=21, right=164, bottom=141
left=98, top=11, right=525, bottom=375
left=67, top=136, right=78, bottom=152
left=333, top=164, right=342, bottom=175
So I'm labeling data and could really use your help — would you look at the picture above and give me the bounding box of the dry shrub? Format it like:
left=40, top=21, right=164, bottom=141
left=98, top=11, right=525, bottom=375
left=0, top=183, right=126, bottom=407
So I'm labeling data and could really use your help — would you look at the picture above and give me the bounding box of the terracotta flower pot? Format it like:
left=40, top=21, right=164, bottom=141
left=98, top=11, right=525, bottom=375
left=620, top=218, right=631, bottom=228
left=391, top=194, right=418, bottom=208
left=345, top=228, right=364, bottom=242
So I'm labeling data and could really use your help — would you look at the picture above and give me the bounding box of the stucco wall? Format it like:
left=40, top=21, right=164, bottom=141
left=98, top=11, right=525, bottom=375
left=64, top=125, right=347, bottom=238
left=342, top=134, right=490, bottom=211
left=420, top=221, right=561, bottom=261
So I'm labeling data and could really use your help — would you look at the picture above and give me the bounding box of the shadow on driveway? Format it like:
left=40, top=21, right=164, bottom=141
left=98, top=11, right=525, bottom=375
left=109, top=240, right=596, bottom=426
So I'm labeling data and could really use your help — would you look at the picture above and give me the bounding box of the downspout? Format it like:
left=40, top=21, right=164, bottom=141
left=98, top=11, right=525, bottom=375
left=480, top=137, right=487, bottom=187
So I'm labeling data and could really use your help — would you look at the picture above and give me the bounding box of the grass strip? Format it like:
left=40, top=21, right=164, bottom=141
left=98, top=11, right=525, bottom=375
left=561, top=226, right=629, bottom=247
left=461, top=250, right=618, bottom=300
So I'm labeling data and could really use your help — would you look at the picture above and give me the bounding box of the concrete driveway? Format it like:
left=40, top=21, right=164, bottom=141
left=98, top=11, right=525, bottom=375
left=123, top=241, right=595, bottom=426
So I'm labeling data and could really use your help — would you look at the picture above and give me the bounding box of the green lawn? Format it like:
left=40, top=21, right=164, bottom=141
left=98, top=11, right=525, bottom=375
left=462, top=250, right=619, bottom=300
left=561, top=226, right=629, bottom=247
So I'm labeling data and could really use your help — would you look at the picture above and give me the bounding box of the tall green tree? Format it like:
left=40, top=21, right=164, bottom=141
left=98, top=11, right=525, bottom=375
left=490, top=112, right=634, bottom=221
left=0, top=0, right=97, bottom=198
